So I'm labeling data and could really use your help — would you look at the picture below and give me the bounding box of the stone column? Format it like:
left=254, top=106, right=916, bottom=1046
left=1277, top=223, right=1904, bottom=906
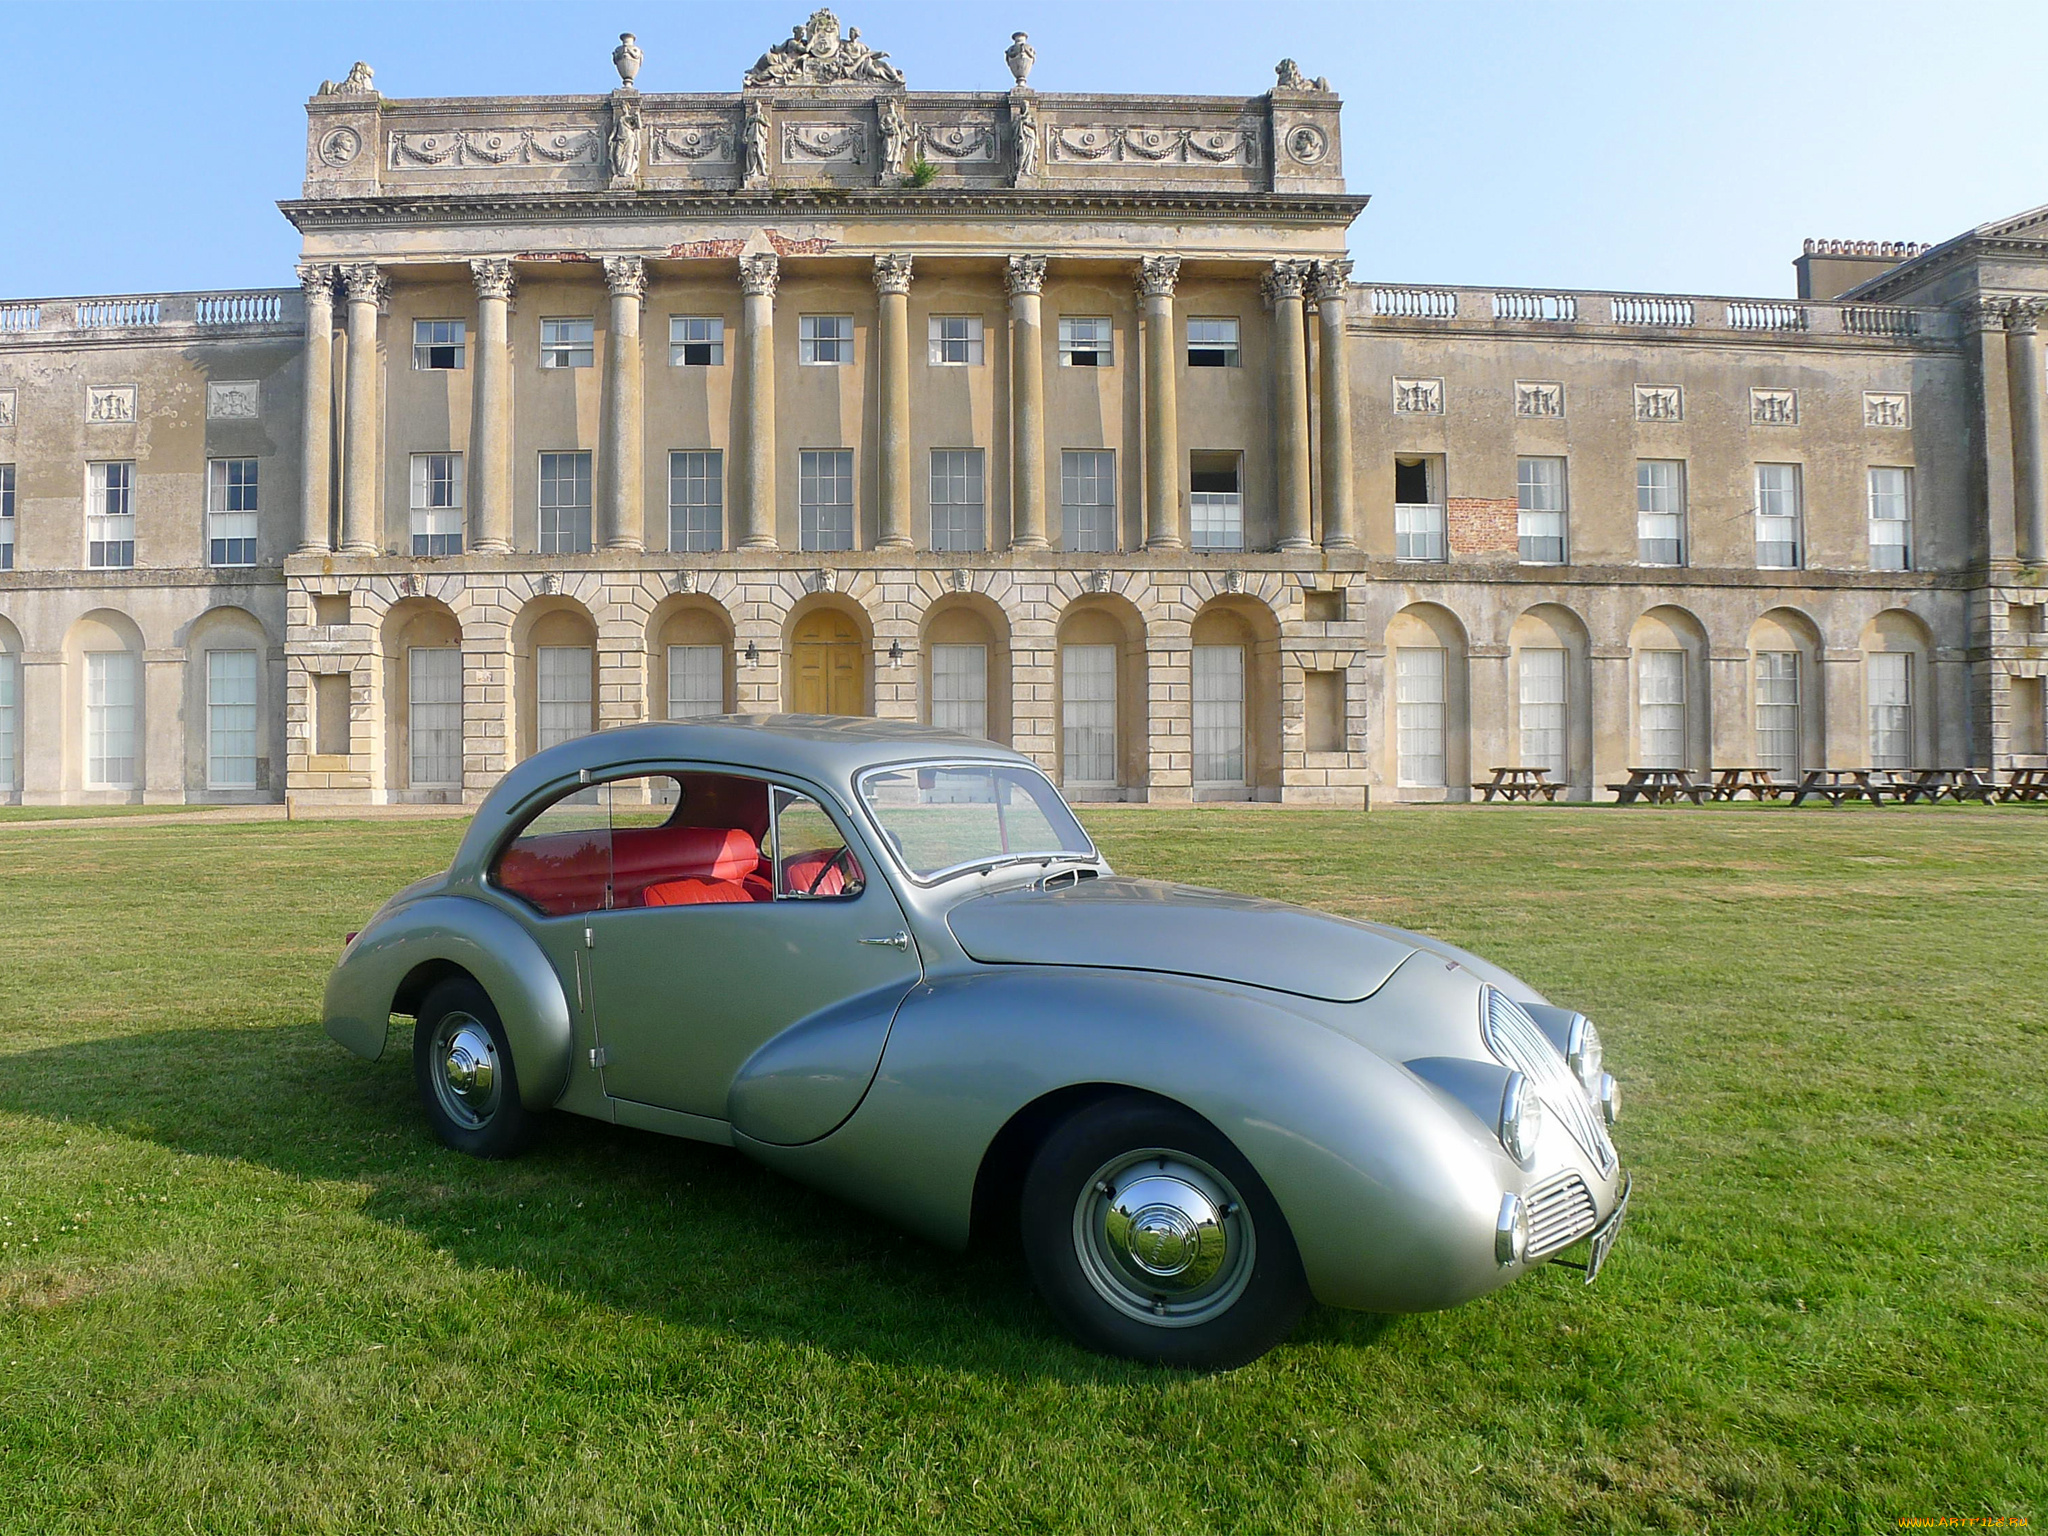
left=338, top=263, right=386, bottom=556
left=1138, top=255, right=1183, bottom=550
left=468, top=258, right=516, bottom=554
left=295, top=265, right=335, bottom=553
left=1311, top=259, right=1356, bottom=550
left=600, top=256, right=648, bottom=550
left=736, top=254, right=780, bottom=550
left=873, top=254, right=915, bottom=550
left=1265, top=260, right=1314, bottom=551
left=2006, top=298, right=2048, bottom=564
left=1007, top=256, right=1049, bottom=549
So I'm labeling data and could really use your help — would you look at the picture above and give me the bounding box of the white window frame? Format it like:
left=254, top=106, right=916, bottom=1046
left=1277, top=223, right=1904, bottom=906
left=1868, top=466, right=1912, bottom=571
left=668, top=315, right=725, bottom=367
left=411, top=319, right=467, bottom=371
left=1637, top=650, right=1687, bottom=769
left=1755, top=463, right=1804, bottom=570
left=1058, top=316, right=1113, bottom=368
left=1061, top=450, right=1117, bottom=553
left=1636, top=459, right=1686, bottom=567
left=668, top=450, right=723, bottom=552
left=1189, top=451, right=1244, bottom=553
left=1395, top=646, right=1448, bottom=787
left=1192, top=644, right=1248, bottom=784
left=538, top=451, right=593, bottom=554
left=1186, top=317, right=1241, bottom=368
left=799, top=449, right=855, bottom=552
left=1518, top=647, right=1567, bottom=776
left=666, top=644, right=725, bottom=720
left=0, top=648, right=18, bottom=792
left=929, top=448, right=986, bottom=553
left=1517, top=457, right=1568, bottom=564
left=85, top=650, right=137, bottom=789
left=931, top=643, right=990, bottom=739
left=207, top=457, right=260, bottom=568
left=1394, top=457, right=1445, bottom=562
left=540, top=317, right=594, bottom=369
left=1755, top=651, right=1802, bottom=781
left=0, top=463, right=15, bottom=571
left=1868, top=651, right=1914, bottom=770
left=87, top=460, right=135, bottom=569
left=1061, top=643, right=1118, bottom=786
left=206, top=648, right=260, bottom=789
left=927, top=315, right=984, bottom=366
left=537, top=646, right=594, bottom=752
left=409, top=452, right=465, bottom=558
left=407, top=646, right=462, bottom=789
left=799, top=315, right=854, bottom=366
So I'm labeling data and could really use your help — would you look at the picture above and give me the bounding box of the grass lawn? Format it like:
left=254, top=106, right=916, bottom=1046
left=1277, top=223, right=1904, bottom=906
left=0, top=804, right=232, bottom=823
left=0, top=806, right=2042, bottom=1534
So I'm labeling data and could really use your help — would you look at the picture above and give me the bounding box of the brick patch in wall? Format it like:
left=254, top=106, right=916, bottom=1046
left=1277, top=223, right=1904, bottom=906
left=1448, top=497, right=1518, bottom=558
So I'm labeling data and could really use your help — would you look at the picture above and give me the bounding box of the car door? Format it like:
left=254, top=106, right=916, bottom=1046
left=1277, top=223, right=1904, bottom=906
left=583, top=771, right=922, bottom=1121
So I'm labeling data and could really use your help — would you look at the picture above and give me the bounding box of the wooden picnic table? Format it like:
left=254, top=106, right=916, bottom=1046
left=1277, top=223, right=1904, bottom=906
left=1606, top=767, right=1708, bottom=805
left=1474, top=766, right=1566, bottom=802
left=1887, top=767, right=2000, bottom=804
left=1708, top=767, right=1787, bottom=802
left=1999, top=766, right=2048, bottom=803
left=1789, top=768, right=1888, bottom=806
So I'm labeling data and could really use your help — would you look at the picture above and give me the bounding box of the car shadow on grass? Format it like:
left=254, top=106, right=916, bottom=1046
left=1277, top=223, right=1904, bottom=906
left=0, top=1018, right=1400, bottom=1377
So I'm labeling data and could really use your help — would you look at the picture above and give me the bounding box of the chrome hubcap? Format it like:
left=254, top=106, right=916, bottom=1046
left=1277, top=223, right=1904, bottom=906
left=431, top=1012, right=501, bottom=1130
left=1074, top=1149, right=1255, bottom=1328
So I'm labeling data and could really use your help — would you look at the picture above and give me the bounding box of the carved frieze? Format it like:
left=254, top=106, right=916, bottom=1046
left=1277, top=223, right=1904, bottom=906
left=1393, top=377, right=1443, bottom=415
left=207, top=381, right=260, bottom=420
left=1050, top=122, right=1261, bottom=166
left=915, top=115, right=999, bottom=162
left=1750, top=387, right=1798, bottom=426
left=1515, top=381, right=1565, bottom=419
left=782, top=120, right=868, bottom=164
left=0, top=389, right=15, bottom=429
left=389, top=128, right=601, bottom=170
left=1634, top=384, right=1682, bottom=422
left=317, top=126, right=363, bottom=167
left=87, top=385, right=137, bottom=424
left=651, top=122, right=738, bottom=164
left=1865, top=391, right=1911, bottom=428
left=1280, top=122, right=1329, bottom=165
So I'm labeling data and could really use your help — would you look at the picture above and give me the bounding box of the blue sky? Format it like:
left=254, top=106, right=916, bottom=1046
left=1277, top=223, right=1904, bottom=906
left=1, top=0, right=2041, bottom=301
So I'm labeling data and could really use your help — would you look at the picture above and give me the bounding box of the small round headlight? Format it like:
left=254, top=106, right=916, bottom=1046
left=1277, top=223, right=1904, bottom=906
left=1567, top=1015, right=1604, bottom=1093
left=1598, top=1071, right=1620, bottom=1126
left=1499, top=1072, right=1545, bottom=1164
left=1495, top=1193, right=1528, bottom=1266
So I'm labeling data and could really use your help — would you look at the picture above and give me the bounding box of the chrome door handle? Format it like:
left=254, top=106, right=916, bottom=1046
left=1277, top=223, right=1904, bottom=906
left=859, top=930, right=910, bottom=951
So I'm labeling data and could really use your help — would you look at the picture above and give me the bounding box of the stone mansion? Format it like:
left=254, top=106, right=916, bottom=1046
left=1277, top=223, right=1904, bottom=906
left=1, top=12, right=2045, bottom=808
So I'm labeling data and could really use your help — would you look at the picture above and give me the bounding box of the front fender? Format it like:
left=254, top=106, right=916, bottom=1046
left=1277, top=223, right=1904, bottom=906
left=322, top=895, right=575, bottom=1111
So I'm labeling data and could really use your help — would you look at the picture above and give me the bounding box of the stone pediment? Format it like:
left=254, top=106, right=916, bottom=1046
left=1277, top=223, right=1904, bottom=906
left=1975, top=202, right=2048, bottom=244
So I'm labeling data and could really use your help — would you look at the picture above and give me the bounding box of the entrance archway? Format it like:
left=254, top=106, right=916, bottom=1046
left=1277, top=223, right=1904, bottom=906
left=788, top=607, right=866, bottom=715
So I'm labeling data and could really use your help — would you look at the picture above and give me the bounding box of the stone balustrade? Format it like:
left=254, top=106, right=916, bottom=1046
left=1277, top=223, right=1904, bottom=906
left=0, top=289, right=301, bottom=344
left=1355, top=283, right=1955, bottom=343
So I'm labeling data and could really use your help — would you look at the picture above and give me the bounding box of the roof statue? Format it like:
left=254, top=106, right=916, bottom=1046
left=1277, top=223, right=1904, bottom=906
left=317, top=62, right=376, bottom=96
left=1275, top=58, right=1331, bottom=93
left=744, top=10, right=906, bottom=88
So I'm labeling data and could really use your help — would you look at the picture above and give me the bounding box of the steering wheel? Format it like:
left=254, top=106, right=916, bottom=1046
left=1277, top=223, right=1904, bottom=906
left=803, top=845, right=855, bottom=896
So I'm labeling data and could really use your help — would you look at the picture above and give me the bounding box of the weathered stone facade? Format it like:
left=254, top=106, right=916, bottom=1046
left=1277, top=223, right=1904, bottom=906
left=1, top=14, right=2044, bottom=808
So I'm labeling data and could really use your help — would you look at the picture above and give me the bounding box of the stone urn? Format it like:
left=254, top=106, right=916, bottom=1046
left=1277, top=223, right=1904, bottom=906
left=1005, top=32, right=1035, bottom=88
left=613, top=33, right=643, bottom=90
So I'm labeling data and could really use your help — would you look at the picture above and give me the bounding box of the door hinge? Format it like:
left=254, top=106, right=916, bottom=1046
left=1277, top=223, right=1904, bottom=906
left=589, top=1045, right=609, bottom=1069
left=584, top=925, right=596, bottom=949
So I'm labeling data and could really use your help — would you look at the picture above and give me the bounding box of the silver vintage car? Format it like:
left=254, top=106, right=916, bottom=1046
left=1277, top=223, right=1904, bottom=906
left=325, top=717, right=1627, bottom=1368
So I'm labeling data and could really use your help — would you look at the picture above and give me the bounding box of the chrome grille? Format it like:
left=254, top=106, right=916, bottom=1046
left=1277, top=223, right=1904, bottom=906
left=1484, top=989, right=1617, bottom=1174
left=1525, top=1170, right=1599, bottom=1257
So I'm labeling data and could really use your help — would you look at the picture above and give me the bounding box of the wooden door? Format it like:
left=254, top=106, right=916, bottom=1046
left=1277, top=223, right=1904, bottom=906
left=790, top=611, right=864, bottom=715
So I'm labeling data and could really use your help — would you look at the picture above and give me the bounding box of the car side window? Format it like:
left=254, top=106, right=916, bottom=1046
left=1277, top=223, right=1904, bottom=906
left=493, top=784, right=613, bottom=917
left=771, top=787, right=865, bottom=900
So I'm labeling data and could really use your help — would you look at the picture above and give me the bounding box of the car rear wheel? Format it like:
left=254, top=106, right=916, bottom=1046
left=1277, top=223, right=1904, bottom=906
left=1020, top=1096, right=1309, bottom=1369
left=413, top=976, right=538, bottom=1159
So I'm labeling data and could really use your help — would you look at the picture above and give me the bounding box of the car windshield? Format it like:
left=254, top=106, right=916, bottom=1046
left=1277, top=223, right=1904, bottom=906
left=858, top=762, right=1096, bottom=881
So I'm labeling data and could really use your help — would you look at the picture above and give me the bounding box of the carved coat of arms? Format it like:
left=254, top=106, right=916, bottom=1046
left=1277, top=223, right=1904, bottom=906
left=745, top=10, right=906, bottom=88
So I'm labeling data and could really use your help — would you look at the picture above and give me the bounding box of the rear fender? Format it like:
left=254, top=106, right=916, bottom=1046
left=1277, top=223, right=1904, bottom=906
left=322, top=895, right=575, bottom=1111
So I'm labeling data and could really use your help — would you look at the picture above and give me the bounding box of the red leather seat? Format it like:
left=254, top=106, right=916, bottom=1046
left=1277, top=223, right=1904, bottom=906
left=612, top=825, right=758, bottom=906
left=496, top=830, right=610, bottom=917
left=643, top=876, right=757, bottom=907
left=781, top=847, right=860, bottom=897
left=499, top=824, right=767, bottom=913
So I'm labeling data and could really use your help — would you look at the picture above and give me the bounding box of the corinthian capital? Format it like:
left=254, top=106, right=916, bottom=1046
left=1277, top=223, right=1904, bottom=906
left=872, top=253, right=914, bottom=296
left=295, top=263, right=336, bottom=304
left=1308, top=258, right=1353, bottom=304
left=338, top=262, right=388, bottom=308
left=1965, top=296, right=2008, bottom=333
left=1005, top=255, right=1048, bottom=297
left=738, top=252, right=780, bottom=298
left=1135, top=254, right=1181, bottom=300
left=1262, top=259, right=1311, bottom=306
left=2006, top=296, right=2043, bottom=335
left=602, top=255, right=648, bottom=300
left=470, top=257, right=516, bottom=302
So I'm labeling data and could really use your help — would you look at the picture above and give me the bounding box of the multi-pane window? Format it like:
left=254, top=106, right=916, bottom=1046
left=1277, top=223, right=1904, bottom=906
left=206, top=649, right=259, bottom=788
left=412, top=319, right=466, bottom=370
left=1193, top=644, right=1247, bottom=783
left=538, top=452, right=593, bottom=554
left=1755, top=463, right=1803, bottom=569
left=1636, top=460, right=1686, bottom=566
left=1058, top=316, right=1113, bottom=367
left=1394, top=457, right=1445, bottom=562
left=1869, top=652, right=1914, bottom=770
left=0, top=464, right=14, bottom=570
left=799, top=449, right=855, bottom=552
left=1755, top=652, right=1802, bottom=780
left=207, top=458, right=259, bottom=567
left=669, top=316, right=725, bottom=367
left=409, top=453, right=465, bottom=557
left=1189, top=452, right=1243, bottom=552
left=1637, top=651, right=1687, bottom=768
left=928, top=316, right=984, bottom=366
left=1062, top=644, right=1117, bottom=785
left=1061, top=450, right=1117, bottom=552
left=1869, top=467, right=1912, bottom=571
left=930, top=449, right=986, bottom=552
left=87, top=461, right=134, bottom=569
left=407, top=647, right=462, bottom=788
left=799, top=315, right=854, bottom=365
left=1518, top=648, right=1567, bottom=776
left=540, top=318, right=594, bottom=369
left=931, top=644, right=989, bottom=739
left=1395, top=647, right=1448, bottom=787
left=537, top=646, right=594, bottom=751
left=668, top=450, right=723, bottom=551
left=85, top=651, right=137, bottom=788
left=667, top=645, right=724, bottom=719
left=1517, top=457, right=1567, bottom=564
left=0, top=650, right=17, bottom=791
left=1186, top=318, right=1240, bottom=367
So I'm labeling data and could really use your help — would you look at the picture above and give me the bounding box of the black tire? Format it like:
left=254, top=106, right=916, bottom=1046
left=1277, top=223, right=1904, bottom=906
left=1020, top=1095, right=1309, bottom=1370
left=412, top=976, right=539, bottom=1159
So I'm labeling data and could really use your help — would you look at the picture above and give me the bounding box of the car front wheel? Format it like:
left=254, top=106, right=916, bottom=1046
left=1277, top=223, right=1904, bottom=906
left=413, top=976, right=538, bottom=1159
left=1020, top=1095, right=1309, bottom=1369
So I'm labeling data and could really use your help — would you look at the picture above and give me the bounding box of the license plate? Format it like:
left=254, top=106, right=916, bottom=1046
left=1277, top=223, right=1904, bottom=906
left=1583, top=1171, right=1631, bottom=1285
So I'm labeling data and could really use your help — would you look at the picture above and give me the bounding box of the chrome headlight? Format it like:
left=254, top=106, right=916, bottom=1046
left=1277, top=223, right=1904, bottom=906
left=1498, top=1072, right=1545, bottom=1164
left=1566, top=1014, right=1604, bottom=1094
